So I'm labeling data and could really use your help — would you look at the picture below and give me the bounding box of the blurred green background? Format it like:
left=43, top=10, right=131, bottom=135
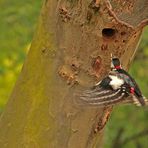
left=0, top=0, right=147, bottom=147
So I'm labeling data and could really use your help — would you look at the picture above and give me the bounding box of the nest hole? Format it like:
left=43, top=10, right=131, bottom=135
left=102, top=28, right=116, bottom=38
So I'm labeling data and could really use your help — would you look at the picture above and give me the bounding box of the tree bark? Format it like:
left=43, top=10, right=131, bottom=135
left=0, top=0, right=147, bottom=148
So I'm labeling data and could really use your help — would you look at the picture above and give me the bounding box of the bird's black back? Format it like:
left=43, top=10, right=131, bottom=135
left=116, top=69, right=142, bottom=97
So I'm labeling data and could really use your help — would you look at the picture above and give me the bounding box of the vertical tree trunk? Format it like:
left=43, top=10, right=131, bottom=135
left=0, top=0, right=147, bottom=147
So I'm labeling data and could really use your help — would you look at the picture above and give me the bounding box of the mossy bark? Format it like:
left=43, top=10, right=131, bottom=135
left=0, top=0, right=147, bottom=148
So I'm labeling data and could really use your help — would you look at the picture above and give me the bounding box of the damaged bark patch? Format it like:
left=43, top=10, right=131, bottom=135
left=58, top=65, right=78, bottom=85
left=92, top=56, right=102, bottom=74
left=101, top=44, right=108, bottom=51
left=111, top=0, right=135, bottom=14
left=41, top=48, right=46, bottom=53
left=70, top=58, right=81, bottom=72
left=94, top=107, right=113, bottom=133
left=59, top=7, right=71, bottom=22
left=89, top=0, right=100, bottom=13
left=85, top=107, right=113, bottom=147
left=86, top=11, right=93, bottom=22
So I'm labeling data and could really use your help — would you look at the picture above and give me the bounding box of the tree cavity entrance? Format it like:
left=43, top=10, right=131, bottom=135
left=102, top=28, right=116, bottom=38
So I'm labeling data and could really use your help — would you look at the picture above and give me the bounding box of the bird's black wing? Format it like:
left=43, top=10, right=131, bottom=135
left=118, top=69, right=142, bottom=96
left=76, top=82, right=130, bottom=107
left=117, top=69, right=146, bottom=106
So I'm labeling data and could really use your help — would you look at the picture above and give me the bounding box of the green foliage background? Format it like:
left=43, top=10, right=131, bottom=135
left=0, top=0, right=42, bottom=110
left=0, top=0, right=147, bottom=147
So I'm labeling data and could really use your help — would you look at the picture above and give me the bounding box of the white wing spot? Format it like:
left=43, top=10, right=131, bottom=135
left=109, top=75, right=124, bottom=90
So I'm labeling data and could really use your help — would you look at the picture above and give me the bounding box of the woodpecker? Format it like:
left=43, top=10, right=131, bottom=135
left=78, top=57, right=147, bottom=107
left=111, top=58, right=147, bottom=106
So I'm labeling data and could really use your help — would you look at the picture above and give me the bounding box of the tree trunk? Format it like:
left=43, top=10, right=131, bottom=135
left=0, top=0, right=147, bottom=148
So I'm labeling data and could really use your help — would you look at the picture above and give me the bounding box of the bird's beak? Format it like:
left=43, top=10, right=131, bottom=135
left=111, top=61, right=114, bottom=70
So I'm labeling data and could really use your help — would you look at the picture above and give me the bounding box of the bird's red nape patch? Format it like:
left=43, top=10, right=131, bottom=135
left=115, top=66, right=121, bottom=69
left=130, top=87, right=135, bottom=94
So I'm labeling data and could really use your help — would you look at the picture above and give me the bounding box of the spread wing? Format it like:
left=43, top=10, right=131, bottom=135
left=76, top=84, right=131, bottom=107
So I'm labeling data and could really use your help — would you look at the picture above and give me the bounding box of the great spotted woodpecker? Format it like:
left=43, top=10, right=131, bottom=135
left=78, top=57, right=147, bottom=107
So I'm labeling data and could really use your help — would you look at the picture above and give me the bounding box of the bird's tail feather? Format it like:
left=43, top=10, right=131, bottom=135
left=132, top=95, right=148, bottom=107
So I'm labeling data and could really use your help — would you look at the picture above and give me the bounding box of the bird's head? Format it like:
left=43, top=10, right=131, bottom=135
left=111, top=57, right=122, bottom=70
